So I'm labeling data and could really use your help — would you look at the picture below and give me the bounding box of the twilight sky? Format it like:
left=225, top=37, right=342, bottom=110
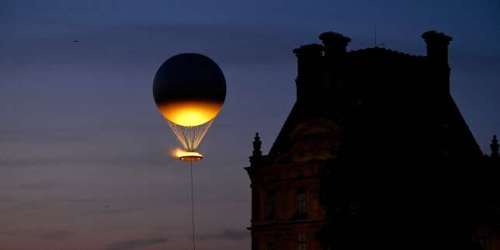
left=0, top=1, right=499, bottom=249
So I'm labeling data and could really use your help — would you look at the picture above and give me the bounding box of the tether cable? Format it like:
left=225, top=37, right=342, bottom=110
left=189, top=160, right=196, bottom=250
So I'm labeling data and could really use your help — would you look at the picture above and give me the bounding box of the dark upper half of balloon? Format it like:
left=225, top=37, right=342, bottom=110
left=153, top=53, right=226, bottom=105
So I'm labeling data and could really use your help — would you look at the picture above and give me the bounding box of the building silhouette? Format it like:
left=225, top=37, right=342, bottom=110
left=246, top=31, right=500, bottom=250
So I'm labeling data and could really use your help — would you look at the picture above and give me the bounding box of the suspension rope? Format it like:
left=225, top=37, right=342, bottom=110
left=168, top=121, right=214, bottom=152
left=189, top=160, right=197, bottom=250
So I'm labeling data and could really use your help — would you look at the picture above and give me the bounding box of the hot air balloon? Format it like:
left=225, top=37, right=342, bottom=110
left=153, top=53, right=226, bottom=250
left=153, top=53, right=226, bottom=161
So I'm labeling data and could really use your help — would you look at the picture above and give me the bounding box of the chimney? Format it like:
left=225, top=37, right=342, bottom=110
left=319, top=32, right=351, bottom=57
left=422, top=31, right=453, bottom=94
left=293, top=44, right=324, bottom=102
left=491, top=135, right=499, bottom=159
left=422, top=30, right=452, bottom=66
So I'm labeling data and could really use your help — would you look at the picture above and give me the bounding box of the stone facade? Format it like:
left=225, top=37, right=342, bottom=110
left=246, top=31, right=499, bottom=250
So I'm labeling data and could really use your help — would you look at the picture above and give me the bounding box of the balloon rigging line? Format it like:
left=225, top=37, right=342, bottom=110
left=190, top=160, right=197, bottom=250
left=168, top=120, right=214, bottom=151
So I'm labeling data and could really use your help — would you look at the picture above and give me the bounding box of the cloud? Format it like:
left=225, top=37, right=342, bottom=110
left=0, top=21, right=304, bottom=68
left=39, top=230, right=76, bottom=241
left=199, top=229, right=249, bottom=241
left=0, top=194, right=15, bottom=203
left=0, top=141, right=172, bottom=170
left=82, top=206, right=143, bottom=217
left=62, top=197, right=99, bottom=204
left=0, top=228, right=76, bottom=241
left=106, top=237, right=168, bottom=250
left=18, top=181, right=60, bottom=191
left=108, top=23, right=302, bottom=64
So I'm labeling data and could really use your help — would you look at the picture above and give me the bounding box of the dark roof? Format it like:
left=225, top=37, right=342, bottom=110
left=266, top=43, right=482, bottom=163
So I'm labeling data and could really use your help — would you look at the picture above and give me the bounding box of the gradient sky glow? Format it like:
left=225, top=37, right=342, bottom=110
left=1, top=1, right=499, bottom=249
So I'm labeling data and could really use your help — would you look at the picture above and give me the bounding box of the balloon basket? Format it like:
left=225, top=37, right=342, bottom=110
left=178, top=151, right=204, bottom=162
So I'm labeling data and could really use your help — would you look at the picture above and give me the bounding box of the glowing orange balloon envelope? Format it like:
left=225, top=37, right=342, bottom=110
left=153, top=53, right=226, bottom=157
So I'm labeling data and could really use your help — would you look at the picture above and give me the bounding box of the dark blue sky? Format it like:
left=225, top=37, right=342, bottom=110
left=0, top=1, right=499, bottom=249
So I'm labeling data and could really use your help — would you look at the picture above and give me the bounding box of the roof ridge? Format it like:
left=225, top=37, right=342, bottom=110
left=348, top=47, right=425, bottom=59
